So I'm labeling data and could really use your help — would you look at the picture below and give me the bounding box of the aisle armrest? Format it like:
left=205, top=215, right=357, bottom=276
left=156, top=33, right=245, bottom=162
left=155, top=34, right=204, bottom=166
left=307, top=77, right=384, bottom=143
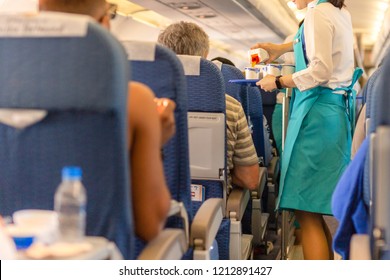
left=226, top=188, right=250, bottom=221
left=168, top=200, right=189, bottom=245
left=252, top=167, right=267, bottom=199
left=190, top=198, right=223, bottom=252
left=137, top=229, right=187, bottom=260
left=350, top=234, right=371, bottom=260
left=267, top=157, right=280, bottom=184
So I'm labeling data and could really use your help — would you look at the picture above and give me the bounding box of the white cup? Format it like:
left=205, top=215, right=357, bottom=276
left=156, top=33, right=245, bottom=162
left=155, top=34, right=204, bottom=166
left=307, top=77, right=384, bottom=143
left=245, top=67, right=260, bottom=79
left=13, top=209, right=58, bottom=244
left=281, top=64, right=295, bottom=75
left=263, top=64, right=281, bottom=77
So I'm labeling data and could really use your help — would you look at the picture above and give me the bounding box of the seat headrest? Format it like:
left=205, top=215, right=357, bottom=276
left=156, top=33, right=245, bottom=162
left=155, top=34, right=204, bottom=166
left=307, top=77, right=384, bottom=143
left=177, top=55, right=201, bottom=76
left=121, top=41, right=157, bottom=61
left=0, top=12, right=90, bottom=37
left=0, top=12, right=129, bottom=111
left=212, top=60, right=223, bottom=70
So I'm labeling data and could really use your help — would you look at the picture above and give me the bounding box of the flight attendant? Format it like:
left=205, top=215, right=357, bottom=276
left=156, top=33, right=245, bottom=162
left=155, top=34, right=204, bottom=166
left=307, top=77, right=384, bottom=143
left=252, top=0, right=362, bottom=259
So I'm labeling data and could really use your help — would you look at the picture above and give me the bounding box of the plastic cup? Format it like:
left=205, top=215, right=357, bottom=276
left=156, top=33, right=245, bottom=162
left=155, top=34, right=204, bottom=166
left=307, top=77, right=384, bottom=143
left=245, top=67, right=261, bottom=79
left=13, top=209, right=58, bottom=244
left=263, top=64, right=281, bottom=77
left=281, top=64, right=295, bottom=75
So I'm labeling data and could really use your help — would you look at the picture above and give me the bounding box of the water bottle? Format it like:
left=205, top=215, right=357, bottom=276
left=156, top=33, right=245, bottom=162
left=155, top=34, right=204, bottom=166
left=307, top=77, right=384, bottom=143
left=54, top=166, right=86, bottom=242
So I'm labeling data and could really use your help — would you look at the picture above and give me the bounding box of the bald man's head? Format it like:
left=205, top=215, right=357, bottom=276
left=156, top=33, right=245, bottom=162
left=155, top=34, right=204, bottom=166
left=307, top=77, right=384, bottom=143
left=39, top=0, right=106, bottom=19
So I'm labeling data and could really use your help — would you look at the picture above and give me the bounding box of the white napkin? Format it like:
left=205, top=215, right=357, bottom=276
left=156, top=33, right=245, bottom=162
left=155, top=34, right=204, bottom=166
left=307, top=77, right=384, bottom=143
left=25, top=242, right=93, bottom=259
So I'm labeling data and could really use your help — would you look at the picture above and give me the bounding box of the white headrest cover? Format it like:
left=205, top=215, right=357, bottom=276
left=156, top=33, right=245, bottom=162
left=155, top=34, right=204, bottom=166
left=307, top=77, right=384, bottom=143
left=177, top=55, right=201, bottom=76
left=212, top=60, right=223, bottom=70
left=121, top=41, right=156, bottom=61
left=0, top=12, right=90, bottom=37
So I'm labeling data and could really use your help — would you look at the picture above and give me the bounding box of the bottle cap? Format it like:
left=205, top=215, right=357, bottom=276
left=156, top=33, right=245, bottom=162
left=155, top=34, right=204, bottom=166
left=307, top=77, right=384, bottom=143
left=62, top=166, right=82, bottom=180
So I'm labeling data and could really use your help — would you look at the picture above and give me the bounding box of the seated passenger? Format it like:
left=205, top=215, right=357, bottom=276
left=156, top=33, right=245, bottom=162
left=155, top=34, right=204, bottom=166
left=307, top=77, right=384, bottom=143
left=39, top=0, right=173, bottom=241
left=211, top=57, right=235, bottom=67
left=158, top=21, right=260, bottom=192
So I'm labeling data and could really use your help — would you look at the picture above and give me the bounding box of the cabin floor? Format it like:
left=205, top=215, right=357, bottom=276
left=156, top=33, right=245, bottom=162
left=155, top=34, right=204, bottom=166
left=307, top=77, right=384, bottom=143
left=253, top=215, right=341, bottom=260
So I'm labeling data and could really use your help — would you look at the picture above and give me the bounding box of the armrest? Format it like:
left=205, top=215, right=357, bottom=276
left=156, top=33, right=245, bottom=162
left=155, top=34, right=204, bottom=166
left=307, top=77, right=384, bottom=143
left=168, top=200, right=189, bottom=245
left=226, top=188, right=250, bottom=221
left=190, top=198, right=223, bottom=251
left=350, top=234, right=371, bottom=260
left=137, top=229, right=188, bottom=260
left=267, top=156, right=280, bottom=183
left=252, top=167, right=267, bottom=199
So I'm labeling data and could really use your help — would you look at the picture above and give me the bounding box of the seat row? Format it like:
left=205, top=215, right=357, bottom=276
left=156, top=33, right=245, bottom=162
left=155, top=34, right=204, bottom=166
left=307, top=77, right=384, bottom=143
left=0, top=12, right=278, bottom=260
left=332, top=48, right=390, bottom=260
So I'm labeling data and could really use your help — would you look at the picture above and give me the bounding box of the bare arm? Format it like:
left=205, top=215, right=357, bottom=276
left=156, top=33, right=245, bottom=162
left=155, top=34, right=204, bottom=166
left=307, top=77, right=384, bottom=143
left=229, top=100, right=260, bottom=191
left=256, top=74, right=296, bottom=92
left=231, top=164, right=260, bottom=191
left=128, top=82, right=171, bottom=241
left=251, top=42, right=294, bottom=64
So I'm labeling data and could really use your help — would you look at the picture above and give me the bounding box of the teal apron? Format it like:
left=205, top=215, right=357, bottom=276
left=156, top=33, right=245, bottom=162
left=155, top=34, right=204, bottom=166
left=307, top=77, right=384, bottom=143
left=277, top=0, right=363, bottom=215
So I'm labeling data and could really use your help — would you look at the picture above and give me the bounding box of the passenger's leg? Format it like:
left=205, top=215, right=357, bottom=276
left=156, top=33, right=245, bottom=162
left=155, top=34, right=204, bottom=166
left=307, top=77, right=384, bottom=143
left=295, top=210, right=329, bottom=260
left=321, top=216, right=334, bottom=260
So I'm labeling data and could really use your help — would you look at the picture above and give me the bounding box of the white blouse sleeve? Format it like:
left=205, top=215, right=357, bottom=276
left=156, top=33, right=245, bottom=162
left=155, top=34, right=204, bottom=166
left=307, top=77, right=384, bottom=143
left=292, top=8, right=334, bottom=92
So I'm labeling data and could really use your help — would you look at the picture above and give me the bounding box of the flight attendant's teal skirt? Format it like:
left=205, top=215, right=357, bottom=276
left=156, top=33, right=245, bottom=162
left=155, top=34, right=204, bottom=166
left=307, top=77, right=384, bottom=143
left=277, top=22, right=362, bottom=215
left=278, top=92, right=351, bottom=215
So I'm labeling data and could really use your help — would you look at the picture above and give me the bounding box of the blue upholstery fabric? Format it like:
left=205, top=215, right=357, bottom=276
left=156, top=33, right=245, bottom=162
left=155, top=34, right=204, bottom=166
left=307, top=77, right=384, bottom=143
left=130, top=45, right=191, bottom=216
left=372, top=53, right=390, bottom=259
left=240, top=87, right=268, bottom=236
left=375, top=56, right=390, bottom=127
left=191, top=180, right=223, bottom=215
left=221, top=64, right=245, bottom=103
left=185, top=58, right=228, bottom=259
left=332, top=138, right=369, bottom=260
left=185, top=58, right=226, bottom=213
left=362, top=66, right=385, bottom=207
left=0, top=16, right=133, bottom=259
left=129, top=45, right=191, bottom=257
left=186, top=59, right=225, bottom=113
left=365, top=66, right=384, bottom=121
left=241, top=87, right=268, bottom=165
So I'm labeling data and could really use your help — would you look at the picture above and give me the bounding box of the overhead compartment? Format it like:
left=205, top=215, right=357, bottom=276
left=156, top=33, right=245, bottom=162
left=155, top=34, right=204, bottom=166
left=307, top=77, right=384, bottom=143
left=235, top=0, right=298, bottom=39
left=371, top=7, right=390, bottom=66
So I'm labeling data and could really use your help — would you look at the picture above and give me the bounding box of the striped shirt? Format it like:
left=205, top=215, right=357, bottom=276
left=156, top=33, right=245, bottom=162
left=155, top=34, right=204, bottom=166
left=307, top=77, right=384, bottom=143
left=226, top=94, right=258, bottom=190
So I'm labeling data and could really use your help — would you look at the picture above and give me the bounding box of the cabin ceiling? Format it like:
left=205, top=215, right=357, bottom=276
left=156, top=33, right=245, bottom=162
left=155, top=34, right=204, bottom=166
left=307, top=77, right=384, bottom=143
left=1, top=0, right=387, bottom=66
left=116, top=0, right=389, bottom=65
left=126, top=0, right=288, bottom=50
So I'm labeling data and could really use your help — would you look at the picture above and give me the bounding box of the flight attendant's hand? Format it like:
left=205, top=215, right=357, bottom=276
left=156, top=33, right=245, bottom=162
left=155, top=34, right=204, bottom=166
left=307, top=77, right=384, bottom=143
left=256, top=75, right=277, bottom=92
left=251, top=42, right=283, bottom=64
left=155, top=98, right=176, bottom=146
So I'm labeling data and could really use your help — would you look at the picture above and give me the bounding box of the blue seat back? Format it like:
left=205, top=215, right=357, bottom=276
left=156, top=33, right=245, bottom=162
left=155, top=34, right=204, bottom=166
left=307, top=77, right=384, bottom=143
left=186, top=58, right=226, bottom=113
left=363, top=65, right=386, bottom=208
left=221, top=64, right=245, bottom=103
left=370, top=53, right=390, bottom=259
left=260, top=90, right=278, bottom=147
left=125, top=43, right=191, bottom=218
left=124, top=43, right=192, bottom=257
left=0, top=13, right=133, bottom=259
left=184, top=57, right=226, bottom=210
left=241, top=87, right=268, bottom=165
left=181, top=56, right=229, bottom=259
left=365, top=66, right=385, bottom=122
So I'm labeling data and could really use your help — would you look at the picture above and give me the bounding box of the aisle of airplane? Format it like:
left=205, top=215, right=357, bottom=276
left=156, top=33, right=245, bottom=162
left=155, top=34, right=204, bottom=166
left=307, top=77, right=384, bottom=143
left=0, top=0, right=389, bottom=261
